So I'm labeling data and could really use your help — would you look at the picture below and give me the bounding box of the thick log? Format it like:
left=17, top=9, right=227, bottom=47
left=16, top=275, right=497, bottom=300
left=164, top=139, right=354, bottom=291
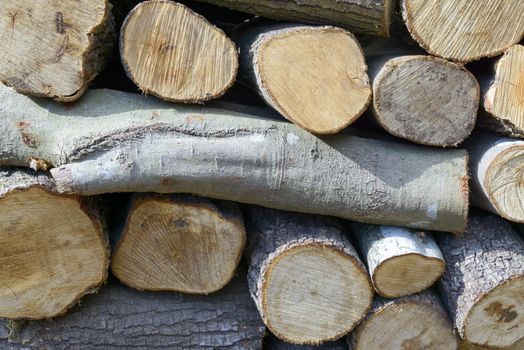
left=120, top=0, right=238, bottom=103
left=244, top=206, right=373, bottom=345
left=437, top=214, right=524, bottom=348
left=401, top=0, right=524, bottom=62
left=0, top=269, right=266, bottom=350
left=0, top=1, right=114, bottom=101
left=111, top=194, right=246, bottom=293
left=347, top=291, right=458, bottom=350
left=0, top=168, right=109, bottom=319
left=459, top=338, right=524, bottom=350
left=265, top=333, right=348, bottom=350
left=0, top=85, right=469, bottom=233
left=235, top=23, right=371, bottom=134
left=466, top=133, right=524, bottom=223
left=350, top=223, right=444, bottom=298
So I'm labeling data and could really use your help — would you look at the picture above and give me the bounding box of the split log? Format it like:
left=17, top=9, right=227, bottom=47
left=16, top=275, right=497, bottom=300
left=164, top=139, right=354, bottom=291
left=244, top=206, right=373, bottom=345
left=401, top=0, right=524, bottom=62
left=0, top=168, right=109, bottom=320
left=350, top=223, right=444, bottom=298
left=111, top=194, right=246, bottom=293
left=235, top=23, right=371, bottom=134
left=0, top=0, right=114, bottom=101
left=437, top=214, right=524, bottom=348
left=195, top=0, right=394, bottom=37
left=466, top=133, right=524, bottom=223
left=0, top=85, right=469, bottom=233
left=0, top=268, right=266, bottom=350
left=347, top=291, right=458, bottom=350
left=265, top=333, right=348, bottom=350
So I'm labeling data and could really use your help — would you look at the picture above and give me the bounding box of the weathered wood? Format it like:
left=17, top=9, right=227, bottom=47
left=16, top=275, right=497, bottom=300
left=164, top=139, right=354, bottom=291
left=459, top=338, right=524, bottom=350
left=0, top=269, right=265, bottom=350
left=0, top=85, right=469, bottom=233
left=347, top=290, right=458, bottom=349
left=351, top=223, right=444, bottom=298
left=0, top=0, right=114, bottom=101
left=235, top=23, right=371, bottom=134
left=111, top=194, right=245, bottom=293
left=120, top=0, right=238, bottom=103
left=466, top=133, right=524, bottom=223
left=0, top=168, right=109, bottom=319
left=265, top=333, right=348, bottom=350
left=244, top=206, right=373, bottom=345
left=437, top=214, right=524, bottom=348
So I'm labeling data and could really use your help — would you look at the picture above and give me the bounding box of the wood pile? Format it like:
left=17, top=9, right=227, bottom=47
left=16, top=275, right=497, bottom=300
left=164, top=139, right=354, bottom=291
left=0, top=0, right=523, bottom=349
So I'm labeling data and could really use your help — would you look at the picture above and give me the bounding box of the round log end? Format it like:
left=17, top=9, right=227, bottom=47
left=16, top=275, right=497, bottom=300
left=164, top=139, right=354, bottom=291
left=256, top=26, right=371, bottom=134
left=261, top=243, right=373, bottom=344
left=0, top=187, right=108, bottom=319
left=120, top=0, right=238, bottom=103
left=372, top=55, right=479, bottom=146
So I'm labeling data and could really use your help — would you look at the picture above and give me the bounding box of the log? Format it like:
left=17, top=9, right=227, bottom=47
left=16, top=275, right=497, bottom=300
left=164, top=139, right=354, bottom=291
left=466, top=133, right=524, bottom=223
left=194, top=0, right=394, bottom=37
left=0, top=0, right=114, bottom=101
left=401, top=0, right=524, bottom=63
left=0, top=168, right=109, bottom=320
left=120, top=0, right=238, bottom=103
left=347, top=291, right=458, bottom=350
left=234, top=23, right=371, bottom=134
left=0, top=269, right=266, bottom=350
left=437, top=214, right=524, bottom=348
left=265, top=333, right=348, bottom=350
left=459, top=338, right=524, bottom=350
left=0, top=85, right=469, bottom=233
left=350, top=223, right=444, bottom=298
left=244, top=206, right=373, bottom=345
left=111, top=194, right=246, bottom=293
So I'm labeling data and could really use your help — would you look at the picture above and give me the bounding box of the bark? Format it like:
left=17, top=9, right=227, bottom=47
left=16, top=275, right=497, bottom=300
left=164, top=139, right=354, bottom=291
left=0, top=0, right=115, bottom=101
left=265, top=333, right=348, bottom=350
left=0, top=85, right=469, bottom=233
left=466, top=133, right=524, bottom=223
left=0, top=168, right=109, bottom=320
left=437, top=214, right=524, bottom=348
left=111, top=193, right=246, bottom=294
left=0, top=269, right=266, bottom=350
left=120, top=1, right=238, bottom=103
left=234, top=23, right=371, bottom=134
left=350, top=223, right=444, bottom=298
left=244, top=206, right=373, bottom=345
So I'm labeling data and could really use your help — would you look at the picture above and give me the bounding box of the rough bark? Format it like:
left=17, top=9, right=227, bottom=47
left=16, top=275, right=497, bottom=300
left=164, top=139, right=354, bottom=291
left=0, top=0, right=115, bottom=101
left=401, top=0, right=524, bottom=63
left=466, top=133, right=524, bottom=223
left=111, top=194, right=246, bottom=294
left=120, top=0, right=238, bottom=103
left=0, top=168, right=109, bottom=320
left=437, top=214, right=524, bottom=348
left=244, top=206, right=373, bottom=345
left=265, top=333, right=348, bottom=350
left=234, top=23, right=371, bottom=134
left=347, top=290, right=458, bottom=350
left=0, top=85, right=469, bottom=233
left=350, top=223, right=444, bottom=298
left=0, top=269, right=266, bottom=350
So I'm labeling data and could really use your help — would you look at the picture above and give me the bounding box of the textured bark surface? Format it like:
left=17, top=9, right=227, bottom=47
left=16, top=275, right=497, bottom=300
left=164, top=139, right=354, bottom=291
left=351, top=223, right=444, bottom=298
left=0, top=269, right=265, bottom=349
left=0, top=0, right=114, bottom=101
left=244, top=206, right=372, bottom=345
left=265, top=333, right=348, bottom=350
left=437, top=214, right=524, bottom=348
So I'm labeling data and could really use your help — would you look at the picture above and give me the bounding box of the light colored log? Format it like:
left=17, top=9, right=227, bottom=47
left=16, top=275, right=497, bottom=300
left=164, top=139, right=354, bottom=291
left=437, top=214, right=524, bottom=348
left=266, top=333, right=348, bottom=350
left=0, top=168, right=109, bottom=319
left=120, top=0, right=238, bottom=103
left=401, top=0, right=524, bottom=62
left=459, top=338, right=524, bottom=350
left=111, top=194, right=245, bottom=293
left=351, top=223, right=444, bottom=298
left=244, top=206, right=373, bottom=345
left=235, top=23, right=371, bottom=134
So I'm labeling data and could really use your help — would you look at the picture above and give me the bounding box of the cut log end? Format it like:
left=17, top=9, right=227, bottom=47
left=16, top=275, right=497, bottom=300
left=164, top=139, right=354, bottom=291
left=120, top=0, right=238, bottom=103
left=0, top=187, right=108, bottom=319
left=255, top=26, right=371, bottom=134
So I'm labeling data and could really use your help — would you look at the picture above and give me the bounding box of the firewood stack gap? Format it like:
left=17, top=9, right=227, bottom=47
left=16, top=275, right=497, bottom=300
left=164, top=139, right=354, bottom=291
left=0, top=0, right=523, bottom=349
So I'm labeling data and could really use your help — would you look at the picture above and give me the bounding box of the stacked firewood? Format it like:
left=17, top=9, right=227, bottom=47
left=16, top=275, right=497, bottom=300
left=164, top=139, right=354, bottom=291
left=0, top=0, right=523, bottom=349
